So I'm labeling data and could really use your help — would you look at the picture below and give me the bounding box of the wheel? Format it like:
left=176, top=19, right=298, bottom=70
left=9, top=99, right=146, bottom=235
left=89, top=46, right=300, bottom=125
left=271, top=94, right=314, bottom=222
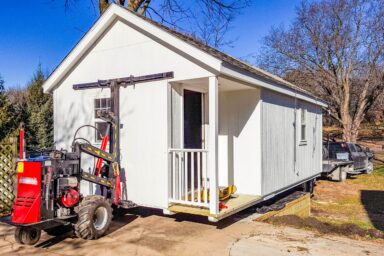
left=14, top=227, right=41, bottom=245
left=45, top=224, right=73, bottom=236
left=14, top=227, right=23, bottom=244
left=75, top=195, right=112, bottom=240
left=365, top=162, right=373, bottom=174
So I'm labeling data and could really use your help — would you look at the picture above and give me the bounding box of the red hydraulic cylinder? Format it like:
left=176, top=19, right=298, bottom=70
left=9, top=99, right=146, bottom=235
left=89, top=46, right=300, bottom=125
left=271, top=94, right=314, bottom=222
left=95, top=134, right=109, bottom=176
left=114, top=174, right=121, bottom=205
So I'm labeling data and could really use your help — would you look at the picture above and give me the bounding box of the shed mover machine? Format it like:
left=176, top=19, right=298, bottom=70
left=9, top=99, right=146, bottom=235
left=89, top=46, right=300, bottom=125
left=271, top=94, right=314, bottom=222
left=11, top=72, right=172, bottom=245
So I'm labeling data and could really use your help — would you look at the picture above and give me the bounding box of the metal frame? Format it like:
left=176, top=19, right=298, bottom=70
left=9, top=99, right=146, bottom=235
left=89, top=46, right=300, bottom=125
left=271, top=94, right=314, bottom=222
left=73, top=71, right=174, bottom=177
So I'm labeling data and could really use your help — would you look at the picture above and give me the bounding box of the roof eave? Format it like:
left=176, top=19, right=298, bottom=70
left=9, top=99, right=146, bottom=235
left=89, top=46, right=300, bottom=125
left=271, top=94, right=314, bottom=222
left=220, top=63, right=328, bottom=108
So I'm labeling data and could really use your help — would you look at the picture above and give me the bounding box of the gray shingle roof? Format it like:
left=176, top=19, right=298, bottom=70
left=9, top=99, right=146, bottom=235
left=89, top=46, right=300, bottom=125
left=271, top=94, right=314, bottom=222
left=127, top=7, right=318, bottom=99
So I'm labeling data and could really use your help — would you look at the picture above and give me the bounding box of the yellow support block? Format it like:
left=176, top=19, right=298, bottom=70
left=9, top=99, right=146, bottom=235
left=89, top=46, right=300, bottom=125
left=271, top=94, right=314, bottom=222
left=255, top=193, right=311, bottom=222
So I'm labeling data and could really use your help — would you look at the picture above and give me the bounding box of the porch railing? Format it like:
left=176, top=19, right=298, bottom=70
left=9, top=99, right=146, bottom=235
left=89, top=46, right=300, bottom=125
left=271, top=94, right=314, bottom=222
left=169, top=148, right=209, bottom=208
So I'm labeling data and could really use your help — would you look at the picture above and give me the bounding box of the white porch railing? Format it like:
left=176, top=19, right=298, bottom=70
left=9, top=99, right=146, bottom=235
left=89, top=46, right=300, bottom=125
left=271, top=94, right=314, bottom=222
left=169, top=148, right=209, bottom=208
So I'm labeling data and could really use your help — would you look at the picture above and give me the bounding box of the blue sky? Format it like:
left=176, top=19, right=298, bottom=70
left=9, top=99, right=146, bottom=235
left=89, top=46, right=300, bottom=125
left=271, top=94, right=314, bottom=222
left=0, top=0, right=303, bottom=88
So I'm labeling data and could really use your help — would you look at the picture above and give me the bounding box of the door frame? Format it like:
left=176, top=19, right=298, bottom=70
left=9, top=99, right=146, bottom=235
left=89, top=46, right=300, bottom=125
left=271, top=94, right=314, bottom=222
left=178, top=84, right=208, bottom=150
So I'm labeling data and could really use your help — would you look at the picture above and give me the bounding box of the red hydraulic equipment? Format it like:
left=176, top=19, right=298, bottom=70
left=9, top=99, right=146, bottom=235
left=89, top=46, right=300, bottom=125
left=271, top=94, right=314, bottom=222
left=10, top=71, right=173, bottom=245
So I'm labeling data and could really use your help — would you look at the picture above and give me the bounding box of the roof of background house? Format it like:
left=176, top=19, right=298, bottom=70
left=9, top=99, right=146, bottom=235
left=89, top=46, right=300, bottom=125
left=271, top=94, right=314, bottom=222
left=127, top=6, right=318, bottom=99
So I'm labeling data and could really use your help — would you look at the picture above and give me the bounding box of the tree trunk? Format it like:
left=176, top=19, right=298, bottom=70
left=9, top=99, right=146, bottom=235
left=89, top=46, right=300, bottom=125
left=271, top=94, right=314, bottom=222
left=341, top=108, right=353, bottom=142
left=342, top=118, right=360, bottom=143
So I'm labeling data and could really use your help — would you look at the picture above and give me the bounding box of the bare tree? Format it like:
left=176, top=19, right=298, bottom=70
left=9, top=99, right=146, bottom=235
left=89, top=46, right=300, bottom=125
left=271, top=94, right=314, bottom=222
left=257, top=0, right=384, bottom=142
left=62, top=0, right=250, bottom=48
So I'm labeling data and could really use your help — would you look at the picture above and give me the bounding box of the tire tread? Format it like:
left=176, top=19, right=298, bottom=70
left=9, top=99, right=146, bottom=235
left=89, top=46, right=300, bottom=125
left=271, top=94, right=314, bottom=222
left=74, top=195, right=112, bottom=240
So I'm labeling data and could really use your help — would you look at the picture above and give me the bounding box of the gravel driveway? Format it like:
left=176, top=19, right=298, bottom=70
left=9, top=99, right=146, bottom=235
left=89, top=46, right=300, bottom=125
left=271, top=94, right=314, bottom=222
left=1, top=209, right=383, bottom=256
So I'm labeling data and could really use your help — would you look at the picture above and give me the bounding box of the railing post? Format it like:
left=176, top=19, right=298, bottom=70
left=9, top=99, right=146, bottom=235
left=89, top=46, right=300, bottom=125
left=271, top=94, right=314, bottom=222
left=172, top=151, right=176, bottom=200
left=208, top=76, right=219, bottom=215
left=168, top=149, right=209, bottom=208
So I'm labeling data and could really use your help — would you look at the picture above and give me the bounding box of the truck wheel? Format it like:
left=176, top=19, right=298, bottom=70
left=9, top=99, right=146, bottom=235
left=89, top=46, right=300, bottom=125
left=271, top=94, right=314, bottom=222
left=15, top=227, right=41, bottom=245
left=365, top=162, right=373, bottom=174
left=75, top=195, right=112, bottom=240
left=45, top=224, right=73, bottom=236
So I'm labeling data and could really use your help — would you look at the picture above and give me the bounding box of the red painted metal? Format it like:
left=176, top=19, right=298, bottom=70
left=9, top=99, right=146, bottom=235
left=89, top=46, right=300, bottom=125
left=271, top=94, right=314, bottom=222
left=19, top=128, right=24, bottom=159
left=58, top=188, right=80, bottom=208
left=114, top=174, right=121, bottom=206
left=95, top=135, right=109, bottom=176
left=12, top=162, right=41, bottom=224
left=219, top=202, right=228, bottom=209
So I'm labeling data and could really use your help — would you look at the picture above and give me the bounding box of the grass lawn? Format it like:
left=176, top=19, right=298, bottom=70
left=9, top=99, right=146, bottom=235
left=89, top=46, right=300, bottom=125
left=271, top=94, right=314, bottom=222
left=312, top=166, right=384, bottom=231
left=265, top=166, right=384, bottom=241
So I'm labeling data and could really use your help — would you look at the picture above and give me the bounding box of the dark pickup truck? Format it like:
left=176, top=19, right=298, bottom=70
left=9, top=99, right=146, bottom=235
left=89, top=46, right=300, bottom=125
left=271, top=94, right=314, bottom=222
left=322, top=142, right=374, bottom=182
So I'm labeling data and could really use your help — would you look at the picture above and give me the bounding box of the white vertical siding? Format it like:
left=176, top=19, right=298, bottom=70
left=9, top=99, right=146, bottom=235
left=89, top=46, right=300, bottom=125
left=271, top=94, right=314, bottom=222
left=261, top=89, right=322, bottom=195
left=119, top=80, right=169, bottom=208
left=218, top=88, right=262, bottom=196
left=54, top=19, right=213, bottom=149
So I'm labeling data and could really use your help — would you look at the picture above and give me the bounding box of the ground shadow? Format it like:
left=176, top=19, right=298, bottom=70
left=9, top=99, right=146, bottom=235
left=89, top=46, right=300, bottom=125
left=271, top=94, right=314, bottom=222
left=0, top=215, right=11, bottom=224
left=360, top=190, right=384, bottom=232
left=0, top=189, right=306, bottom=249
left=109, top=211, right=138, bottom=233
left=0, top=210, right=139, bottom=249
left=33, top=212, right=138, bottom=249
left=35, top=233, right=74, bottom=249
left=123, top=188, right=305, bottom=230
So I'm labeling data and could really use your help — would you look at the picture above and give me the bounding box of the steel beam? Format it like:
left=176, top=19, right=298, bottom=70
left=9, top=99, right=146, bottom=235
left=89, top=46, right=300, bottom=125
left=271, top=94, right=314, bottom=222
left=72, top=72, right=174, bottom=90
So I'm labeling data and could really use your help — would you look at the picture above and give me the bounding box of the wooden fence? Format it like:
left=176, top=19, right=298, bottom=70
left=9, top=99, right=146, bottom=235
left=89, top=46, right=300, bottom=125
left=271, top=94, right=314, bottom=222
left=0, top=138, right=17, bottom=216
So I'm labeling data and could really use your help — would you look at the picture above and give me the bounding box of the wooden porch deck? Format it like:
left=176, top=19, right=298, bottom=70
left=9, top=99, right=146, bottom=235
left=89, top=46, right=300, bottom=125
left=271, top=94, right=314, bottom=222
left=168, top=194, right=262, bottom=221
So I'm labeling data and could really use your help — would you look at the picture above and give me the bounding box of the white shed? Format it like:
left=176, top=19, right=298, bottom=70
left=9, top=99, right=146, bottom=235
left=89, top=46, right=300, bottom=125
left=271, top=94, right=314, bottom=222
left=43, top=4, right=326, bottom=221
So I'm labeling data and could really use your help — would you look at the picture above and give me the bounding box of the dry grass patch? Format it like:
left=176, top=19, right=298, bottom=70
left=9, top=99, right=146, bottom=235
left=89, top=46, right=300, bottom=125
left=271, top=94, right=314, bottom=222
left=266, top=215, right=384, bottom=240
left=264, top=166, right=384, bottom=241
left=312, top=166, right=384, bottom=231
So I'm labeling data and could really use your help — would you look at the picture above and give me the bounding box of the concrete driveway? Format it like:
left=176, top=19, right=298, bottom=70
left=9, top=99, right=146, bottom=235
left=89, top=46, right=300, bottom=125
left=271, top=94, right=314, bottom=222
left=1, top=208, right=383, bottom=256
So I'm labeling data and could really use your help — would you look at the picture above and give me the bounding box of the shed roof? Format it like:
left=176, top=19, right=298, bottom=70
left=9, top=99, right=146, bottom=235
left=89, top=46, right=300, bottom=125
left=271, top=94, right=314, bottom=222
left=43, top=4, right=326, bottom=107
left=135, top=11, right=314, bottom=97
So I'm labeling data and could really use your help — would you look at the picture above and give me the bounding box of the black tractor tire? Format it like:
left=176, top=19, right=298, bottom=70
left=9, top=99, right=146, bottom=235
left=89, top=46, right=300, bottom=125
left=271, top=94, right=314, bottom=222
left=75, top=195, right=112, bottom=240
left=15, top=227, right=41, bottom=245
left=14, top=227, right=23, bottom=244
left=45, top=224, right=73, bottom=236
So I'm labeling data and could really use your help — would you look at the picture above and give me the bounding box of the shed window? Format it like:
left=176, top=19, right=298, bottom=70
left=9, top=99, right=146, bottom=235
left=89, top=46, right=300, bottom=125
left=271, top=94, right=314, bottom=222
left=94, top=98, right=111, bottom=142
left=94, top=98, right=111, bottom=118
left=300, top=107, right=307, bottom=143
left=95, top=122, right=109, bottom=142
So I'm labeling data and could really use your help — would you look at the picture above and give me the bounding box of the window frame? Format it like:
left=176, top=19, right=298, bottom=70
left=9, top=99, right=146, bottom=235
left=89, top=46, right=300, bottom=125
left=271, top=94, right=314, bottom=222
left=94, top=97, right=111, bottom=119
left=94, top=97, right=111, bottom=143
left=299, top=107, right=307, bottom=145
left=94, top=122, right=110, bottom=143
